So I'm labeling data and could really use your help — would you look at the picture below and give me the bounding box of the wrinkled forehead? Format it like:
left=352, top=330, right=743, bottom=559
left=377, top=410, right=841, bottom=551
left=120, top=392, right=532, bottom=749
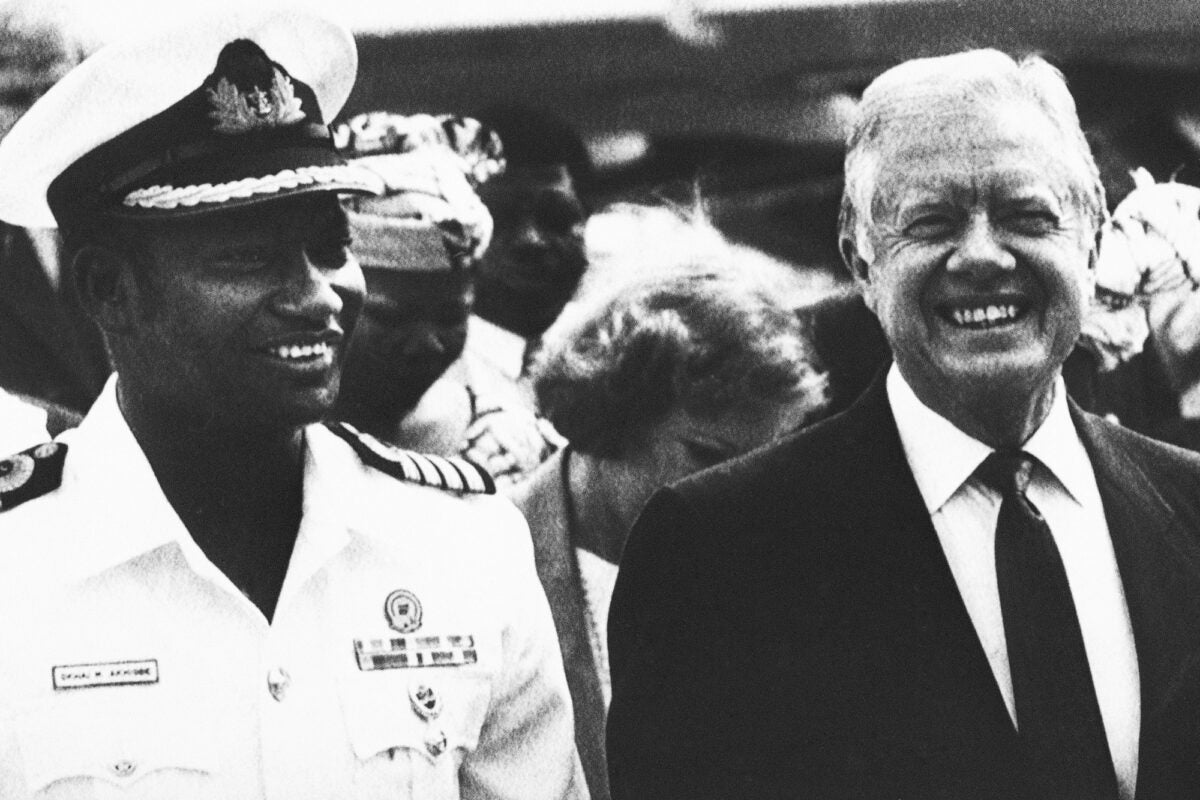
left=864, top=98, right=1095, bottom=215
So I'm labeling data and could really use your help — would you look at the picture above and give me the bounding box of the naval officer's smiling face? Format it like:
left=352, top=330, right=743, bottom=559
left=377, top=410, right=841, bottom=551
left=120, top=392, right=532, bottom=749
left=125, top=193, right=365, bottom=429
left=853, top=98, right=1097, bottom=410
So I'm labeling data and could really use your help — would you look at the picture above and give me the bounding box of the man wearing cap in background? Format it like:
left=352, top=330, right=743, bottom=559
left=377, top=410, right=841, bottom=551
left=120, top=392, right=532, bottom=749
left=336, top=111, right=562, bottom=485
left=0, top=9, right=585, bottom=799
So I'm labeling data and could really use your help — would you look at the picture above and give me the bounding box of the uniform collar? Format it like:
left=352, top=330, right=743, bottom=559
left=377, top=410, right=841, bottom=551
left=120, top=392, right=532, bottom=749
left=887, top=364, right=1090, bottom=514
left=56, top=376, right=355, bottom=592
left=281, top=423, right=356, bottom=597
left=52, top=375, right=189, bottom=582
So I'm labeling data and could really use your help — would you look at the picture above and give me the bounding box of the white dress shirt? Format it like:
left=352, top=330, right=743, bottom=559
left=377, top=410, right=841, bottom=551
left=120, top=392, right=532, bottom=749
left=0, top=376, right=586, bottom=800
left=888, top=365, right=1140, bottom=800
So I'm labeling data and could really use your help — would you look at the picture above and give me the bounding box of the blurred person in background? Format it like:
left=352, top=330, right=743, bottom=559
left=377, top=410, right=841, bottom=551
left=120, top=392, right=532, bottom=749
left=336, top=111, right=562, bottom=485
left=0, top=1, right=108, bottom=436
left=511, top=209, right=828, bottom=800
left=465, top=105, right=592, bottom=407
left=1070, top=168, right=1200, bottom=450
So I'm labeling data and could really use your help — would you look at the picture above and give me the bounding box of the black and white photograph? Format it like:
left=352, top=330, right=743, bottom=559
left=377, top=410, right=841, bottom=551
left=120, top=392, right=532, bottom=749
left=1, top=0, right=1200, bottom=797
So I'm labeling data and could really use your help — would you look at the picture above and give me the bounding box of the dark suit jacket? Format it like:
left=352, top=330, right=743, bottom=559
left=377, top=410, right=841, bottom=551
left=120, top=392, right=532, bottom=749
left=0, top=223, right=110, bottom=413
left=607, top=375, right=1200, bottom=800
left=511, top=449, right=612, bottom=800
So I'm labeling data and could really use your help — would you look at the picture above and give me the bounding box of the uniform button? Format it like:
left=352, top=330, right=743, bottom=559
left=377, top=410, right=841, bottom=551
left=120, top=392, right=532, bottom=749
left=112, top=760, right=137, bottom=778
left=425, top=729, right=448, bottom=758
left=266, top=666, right=291, bottom=701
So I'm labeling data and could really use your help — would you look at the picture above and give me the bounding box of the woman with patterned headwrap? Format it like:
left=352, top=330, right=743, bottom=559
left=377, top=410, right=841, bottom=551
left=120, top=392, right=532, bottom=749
left=335, top=111, right=562, bottom=485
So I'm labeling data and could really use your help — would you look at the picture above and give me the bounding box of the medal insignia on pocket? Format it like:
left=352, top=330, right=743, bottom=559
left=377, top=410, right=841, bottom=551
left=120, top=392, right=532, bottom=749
left=385, top=588, right=423, bottom=633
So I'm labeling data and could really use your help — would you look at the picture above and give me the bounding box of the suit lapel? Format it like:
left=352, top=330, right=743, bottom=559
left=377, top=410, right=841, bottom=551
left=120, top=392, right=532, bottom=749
left=829, top=377, right=1022, bottom=783
left=1072, top=409, right=1200, bottom=797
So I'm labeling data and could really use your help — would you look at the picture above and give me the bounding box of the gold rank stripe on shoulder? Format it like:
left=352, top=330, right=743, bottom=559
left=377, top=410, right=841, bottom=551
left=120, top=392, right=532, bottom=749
left=326, top=421, right=495, bottom=495
left=0, top=441, right=67, bottom=512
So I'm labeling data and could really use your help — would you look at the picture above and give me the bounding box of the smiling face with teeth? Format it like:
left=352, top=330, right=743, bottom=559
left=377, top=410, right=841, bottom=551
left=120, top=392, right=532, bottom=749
left=847, top=97, right=1098, bottom=445
left=106, top=193, right=364, bottom=431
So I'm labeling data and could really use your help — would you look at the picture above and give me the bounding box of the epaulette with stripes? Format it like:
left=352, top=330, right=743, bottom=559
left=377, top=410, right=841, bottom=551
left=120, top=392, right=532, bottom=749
left=327, top=421, right=495, bottom=495
left=0, top=441, right=67, bottom=512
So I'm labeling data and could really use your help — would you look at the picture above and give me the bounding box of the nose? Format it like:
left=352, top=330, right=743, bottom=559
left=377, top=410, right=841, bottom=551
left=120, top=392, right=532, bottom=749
left=947, top=213, right=1017, bottom=275
left=270, top=247, right=358, bottom=324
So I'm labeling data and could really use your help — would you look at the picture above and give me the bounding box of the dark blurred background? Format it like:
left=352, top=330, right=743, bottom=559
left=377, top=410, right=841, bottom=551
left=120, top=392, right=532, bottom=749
left=336, top=0, right=1200, bottom=282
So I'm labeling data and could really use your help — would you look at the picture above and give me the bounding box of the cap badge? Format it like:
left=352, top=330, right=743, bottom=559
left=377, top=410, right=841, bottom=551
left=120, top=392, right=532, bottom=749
left=385, top=588, right=423, bottom=633
left=207, top=68, right=304, bottom=134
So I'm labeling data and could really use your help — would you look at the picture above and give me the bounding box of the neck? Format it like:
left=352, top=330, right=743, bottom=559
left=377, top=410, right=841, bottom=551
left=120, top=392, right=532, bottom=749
left=905, top=369, right=1059, bottom=450
left=338, top=392, right=407, bottom=442
left=565, top=449, right=634, bottom=564
left=116, top=379, right=307, bottom=621
left=117, top=379, right=306, bottom=516
left=339, top=378, right=468, bottom=449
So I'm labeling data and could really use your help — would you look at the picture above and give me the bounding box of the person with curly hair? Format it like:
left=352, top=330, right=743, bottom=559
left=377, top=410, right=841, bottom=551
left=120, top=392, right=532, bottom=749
left=509, top=225, right=828, bottom=800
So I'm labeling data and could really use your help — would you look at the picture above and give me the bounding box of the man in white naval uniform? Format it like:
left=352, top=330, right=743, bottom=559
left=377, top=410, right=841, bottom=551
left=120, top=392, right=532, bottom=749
left=0, top=9, right=585, bottom=800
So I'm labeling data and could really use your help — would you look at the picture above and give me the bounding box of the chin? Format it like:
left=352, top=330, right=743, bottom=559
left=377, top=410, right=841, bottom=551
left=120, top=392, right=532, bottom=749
left=941, top=350, right=1060, bottom=398
left=259, top=382, right=342, bottom=429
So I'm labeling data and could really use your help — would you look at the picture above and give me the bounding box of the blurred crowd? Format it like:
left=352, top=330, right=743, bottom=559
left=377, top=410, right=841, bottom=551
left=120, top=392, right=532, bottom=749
left=5, top=2, right=1200, bottom=799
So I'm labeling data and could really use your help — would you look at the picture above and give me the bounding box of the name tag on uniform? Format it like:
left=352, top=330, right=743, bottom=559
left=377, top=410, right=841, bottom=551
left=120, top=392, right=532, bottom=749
left=354, top=635, right=477, bottom=671
left=52, top=659, right=159, bottom=690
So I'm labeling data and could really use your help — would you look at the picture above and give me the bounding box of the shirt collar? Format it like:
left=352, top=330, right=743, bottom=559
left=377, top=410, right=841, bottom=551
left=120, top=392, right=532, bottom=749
left=52, top=374, right=187, bottom=581
left=1021, top=383, right=1096, bottom=506
left=284, top=423, right=355, bottom=590
left=887, top=364, right=1089, bottom=513
left=56, top=377, right=353, bottom=588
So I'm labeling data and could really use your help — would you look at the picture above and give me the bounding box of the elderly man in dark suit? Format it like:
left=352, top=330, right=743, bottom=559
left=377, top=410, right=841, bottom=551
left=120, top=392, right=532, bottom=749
left=607, top=49, right=1200, bottom=800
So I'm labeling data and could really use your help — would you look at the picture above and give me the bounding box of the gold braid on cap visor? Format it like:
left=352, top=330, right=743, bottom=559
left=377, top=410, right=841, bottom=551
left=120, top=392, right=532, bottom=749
left=122, top=164, right=380, bottom=210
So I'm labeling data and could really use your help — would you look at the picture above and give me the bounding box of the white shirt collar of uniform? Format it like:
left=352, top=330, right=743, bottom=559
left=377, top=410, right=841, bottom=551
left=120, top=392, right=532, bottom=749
left=887, top=364, right=1086, bottom=512
left=283, top=423, right=356, bottom=595
left=53, top=374, right=190, bottom=582
left=56, top=377, right=356, bottom=591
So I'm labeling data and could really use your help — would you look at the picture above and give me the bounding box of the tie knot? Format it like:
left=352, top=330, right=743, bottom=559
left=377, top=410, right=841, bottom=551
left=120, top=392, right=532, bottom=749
left=979, top=450, right=1035, bottom=497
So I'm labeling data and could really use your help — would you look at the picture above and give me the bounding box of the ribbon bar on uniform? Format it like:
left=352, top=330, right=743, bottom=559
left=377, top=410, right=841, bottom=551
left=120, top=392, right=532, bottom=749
left=354, top=635, right=478, bottom=671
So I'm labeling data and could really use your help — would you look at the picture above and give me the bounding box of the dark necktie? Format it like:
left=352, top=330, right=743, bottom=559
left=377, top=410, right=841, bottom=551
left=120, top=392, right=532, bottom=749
left=981, top=450, right=1120, bottom=800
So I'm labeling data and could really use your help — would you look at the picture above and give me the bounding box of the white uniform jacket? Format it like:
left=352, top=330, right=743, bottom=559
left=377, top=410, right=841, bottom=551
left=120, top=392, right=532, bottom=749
left=0, top=379, right=587, bottom=800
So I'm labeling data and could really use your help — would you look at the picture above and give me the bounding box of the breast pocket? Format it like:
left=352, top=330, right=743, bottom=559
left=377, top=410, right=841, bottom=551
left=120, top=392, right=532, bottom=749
left=16, top=692, right=223, bottom=800
left=341, top=672, right=493, bottom=800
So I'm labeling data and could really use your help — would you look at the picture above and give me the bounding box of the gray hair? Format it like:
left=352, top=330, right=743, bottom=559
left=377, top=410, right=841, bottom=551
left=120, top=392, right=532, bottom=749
left=838, top=49, right=1106, bottom=264
left=533, top=206, right=829, bottom=458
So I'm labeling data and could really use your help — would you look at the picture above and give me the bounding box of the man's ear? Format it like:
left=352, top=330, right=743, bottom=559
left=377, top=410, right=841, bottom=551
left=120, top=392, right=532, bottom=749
left=72, top=244, right=143, bottom=335
left=840, top=233, right=873, bottom=290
